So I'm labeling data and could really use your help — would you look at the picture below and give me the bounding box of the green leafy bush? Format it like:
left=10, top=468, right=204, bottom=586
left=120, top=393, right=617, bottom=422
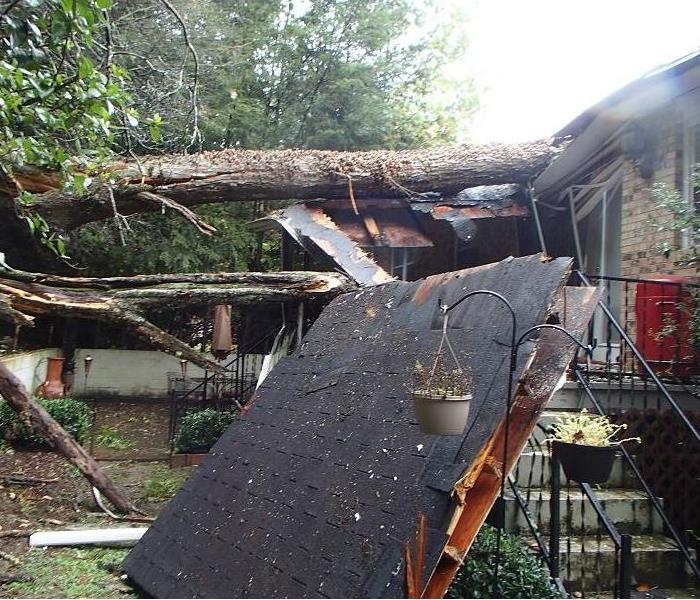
left=0, top=397, right=92, bottom=447
left=447, top=525, right=560, bottom=599
left=174, top=408, right=236, bottom=454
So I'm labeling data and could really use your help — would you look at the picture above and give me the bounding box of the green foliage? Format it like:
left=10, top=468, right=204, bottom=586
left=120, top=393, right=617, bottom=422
left=94, top=425, right=132, bottom=450
left=142, top=465, right=190, bottom=501
left=4, top=547, right=135, bottom=599
left=4, top=0, right=477, bottom=273
left=0, top=396, right=91, bottom=447
left=68, top=202, right=267, bottom=274
left=0, top=0, right=131, bottom=174
left=174, top=408, right=236, bottom=453
left=650, top=171, right=700, bottom=271
left=0, top=0, right=139, bottom=258
left=446, top=525, right=561, bottom=599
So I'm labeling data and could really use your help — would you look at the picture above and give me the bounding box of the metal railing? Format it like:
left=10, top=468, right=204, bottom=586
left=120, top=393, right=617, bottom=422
left=510, top=423, right=633, bottom=597
left=574, top=271, right=700, bottom=584
left=167, top=324, right=284, bottom=450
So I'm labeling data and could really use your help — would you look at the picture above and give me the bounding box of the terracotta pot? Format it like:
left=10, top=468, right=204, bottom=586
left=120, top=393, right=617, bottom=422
left=36, top=357, right=65, bottom=399
left=553, top=440, right=616, bottom=484
left=412, top=391, right=471, bottom=436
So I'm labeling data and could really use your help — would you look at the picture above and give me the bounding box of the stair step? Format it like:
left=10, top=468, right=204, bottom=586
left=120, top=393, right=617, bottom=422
left=523, top=535, right=696, bottom=592
left=506, top=488, right=663, bottom=535
left=547, top=382, right=698, bottom=412
left=513, top=450, right=641, bottom=489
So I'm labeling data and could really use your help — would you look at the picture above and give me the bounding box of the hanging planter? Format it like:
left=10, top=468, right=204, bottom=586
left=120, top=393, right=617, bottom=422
left=552, top=441, right=616, bottom=484
left=411, top=311, right=472, bottom=436
left=549, top=410, right=640, bottom=484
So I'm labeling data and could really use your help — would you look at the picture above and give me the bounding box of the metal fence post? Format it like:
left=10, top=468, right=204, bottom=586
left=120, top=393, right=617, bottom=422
left=619, top=534, right=632, bottom=599
left=549, top=445, right=561, bottom=581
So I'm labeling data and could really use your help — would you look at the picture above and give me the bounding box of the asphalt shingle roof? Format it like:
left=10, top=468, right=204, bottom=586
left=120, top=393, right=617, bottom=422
left=125, top=255, right=571, bottom=598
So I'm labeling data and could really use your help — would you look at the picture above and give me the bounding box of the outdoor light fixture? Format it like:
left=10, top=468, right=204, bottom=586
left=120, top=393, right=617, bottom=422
left=180, top=359, right=188, bottom=379
left=437, top=290, right=595, bottom=595
left=83, top=354, right=93, bottom=376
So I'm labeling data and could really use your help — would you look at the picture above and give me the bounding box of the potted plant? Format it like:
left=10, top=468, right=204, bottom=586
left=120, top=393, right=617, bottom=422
left=171, top=408, right=236, bottom=467
left=548, top=410, right=640, bottom=484
left=412, top=360, right=473, bottom=436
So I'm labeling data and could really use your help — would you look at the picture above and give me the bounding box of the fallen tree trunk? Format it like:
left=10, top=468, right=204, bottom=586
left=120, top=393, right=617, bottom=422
left=3, top=141, right=556, bottom=233
left=0, top=363, right=134, bottom=514
left=0, top=264, right=355, bottom=371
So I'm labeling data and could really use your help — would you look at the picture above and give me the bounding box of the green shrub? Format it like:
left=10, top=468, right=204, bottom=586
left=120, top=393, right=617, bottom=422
left=174, top=408, right=236, bottom=453
left=447, top=525, right=560, bottom=599
left=0, top=397, right=92, bottom=447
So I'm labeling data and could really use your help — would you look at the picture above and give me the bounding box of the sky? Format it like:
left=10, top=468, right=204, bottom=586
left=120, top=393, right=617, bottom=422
left=456, top=0, right=700, bottom=143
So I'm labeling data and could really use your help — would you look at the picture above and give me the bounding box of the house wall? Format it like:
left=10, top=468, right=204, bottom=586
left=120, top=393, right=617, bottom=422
left=0, top=348, right=62, bottom=394
left=0, top=349, right=265, bottom=400
left=619, top=101, right=696, bottom=279
left=72, top=349, right=265, bottom=399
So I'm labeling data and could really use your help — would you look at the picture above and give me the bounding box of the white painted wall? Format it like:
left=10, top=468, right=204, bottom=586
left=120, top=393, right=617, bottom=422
left=73, top=349, right=265, bottom=398
left=0, top=348, right=61, bottom=394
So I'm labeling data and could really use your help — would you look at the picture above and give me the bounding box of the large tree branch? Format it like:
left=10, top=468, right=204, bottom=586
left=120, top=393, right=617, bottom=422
left=0, top=266, right=355, bottom=372
left=2, top=141, right=557, bottom=233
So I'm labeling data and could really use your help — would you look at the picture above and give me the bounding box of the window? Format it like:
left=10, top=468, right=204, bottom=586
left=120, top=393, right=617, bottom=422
left=681, top=105, right=700, bottom=248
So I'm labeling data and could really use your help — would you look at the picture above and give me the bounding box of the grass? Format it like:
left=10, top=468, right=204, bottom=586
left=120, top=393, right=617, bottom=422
left=141, top=465, right=189, bottom=502
left=94, top=426, right=133, bottom=451
left=4, top=547, right=136, bottom=599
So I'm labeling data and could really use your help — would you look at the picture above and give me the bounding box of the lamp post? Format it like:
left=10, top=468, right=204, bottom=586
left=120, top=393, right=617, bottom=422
left=83, top=354, right=95, bottom=453
left=438, top=293, right=595, bottom=596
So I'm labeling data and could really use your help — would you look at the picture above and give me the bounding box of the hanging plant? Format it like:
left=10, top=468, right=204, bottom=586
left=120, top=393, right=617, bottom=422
left=548, top=410, right=640, bottom=484
left=411, top=311, right=473, bottom=436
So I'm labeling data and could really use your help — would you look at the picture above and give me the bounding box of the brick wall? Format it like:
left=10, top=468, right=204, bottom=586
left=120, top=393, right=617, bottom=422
left=619, top=101, right=696, bottom=279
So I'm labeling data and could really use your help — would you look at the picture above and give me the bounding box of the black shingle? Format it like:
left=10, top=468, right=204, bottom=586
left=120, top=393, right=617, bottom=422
left=125, top=255, right=571, bottom=598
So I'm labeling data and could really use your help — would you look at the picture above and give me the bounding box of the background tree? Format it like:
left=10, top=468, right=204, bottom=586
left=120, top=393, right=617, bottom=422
left=1, top=0, right=478, bottom=275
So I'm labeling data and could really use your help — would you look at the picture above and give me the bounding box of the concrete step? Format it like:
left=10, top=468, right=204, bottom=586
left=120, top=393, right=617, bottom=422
left=505, top=487, right=663, bottom=535
left=548, top=382, right=698, bottom=413
left=513, top=449, right=641, bottom=489
left=523, top=535, right=696, bottom=592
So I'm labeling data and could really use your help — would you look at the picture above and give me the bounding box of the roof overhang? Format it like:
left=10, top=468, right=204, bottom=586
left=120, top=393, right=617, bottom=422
left=535, top=51, right=700, bottom=197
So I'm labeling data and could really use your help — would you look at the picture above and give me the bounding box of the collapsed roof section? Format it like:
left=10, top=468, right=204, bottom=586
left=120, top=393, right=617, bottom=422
left=252, top=184, right=529, bottom=285
left=125, top=254, right=595, bottom=599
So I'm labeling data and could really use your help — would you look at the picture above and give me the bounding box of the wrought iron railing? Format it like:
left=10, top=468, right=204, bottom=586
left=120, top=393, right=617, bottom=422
left=510, top=423, right=633, bottom=597
left=574, top=272, right=700, bottom=584
left=167, top=324, right=286, bottom=450
left=506, top=272, right=700, bottom=596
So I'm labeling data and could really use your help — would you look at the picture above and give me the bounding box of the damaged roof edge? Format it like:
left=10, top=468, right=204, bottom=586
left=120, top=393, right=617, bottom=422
left=251, top=204, right=395, bottom=287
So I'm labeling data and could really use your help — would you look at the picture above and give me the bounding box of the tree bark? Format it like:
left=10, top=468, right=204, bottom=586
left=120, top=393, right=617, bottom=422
left=0, top=265, right=355, bottom=372
left=3, top=141, right=556, bottom=233
left=0, top=363, right=134, bottom=514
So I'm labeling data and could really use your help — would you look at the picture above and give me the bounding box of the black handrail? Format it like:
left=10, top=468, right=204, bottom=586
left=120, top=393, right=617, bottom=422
left=507, top=475, right=550, bottom=566
left=573, top=366, right=700, bottom=582
left=584, top=273, right=700, bottom=287
left=576, top=271, right=700, bottom=445
left=550, top=445, right=633, bottom=598
left=579, top=484, right=632, bottom=599
left=173, top=323, right=284, bottom=406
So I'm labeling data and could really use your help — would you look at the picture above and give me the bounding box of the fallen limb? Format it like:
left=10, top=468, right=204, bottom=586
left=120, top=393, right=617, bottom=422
left=0, top=474, right=59, bottom=486
left=0, top=530, right=33, bottom=539
left=0, top=263, right=355, bottom=372
left=0, top=363, right=135, bottom=514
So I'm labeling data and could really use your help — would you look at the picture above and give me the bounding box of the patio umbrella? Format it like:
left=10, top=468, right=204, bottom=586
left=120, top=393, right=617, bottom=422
left=211, top=304, right=233, bottom=360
